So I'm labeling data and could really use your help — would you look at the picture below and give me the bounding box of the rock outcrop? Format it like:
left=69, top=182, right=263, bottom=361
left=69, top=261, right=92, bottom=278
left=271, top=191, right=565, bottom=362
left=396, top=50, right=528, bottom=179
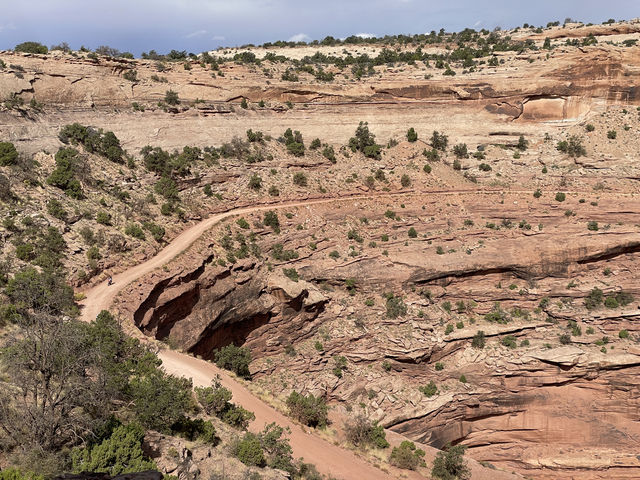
left=123, top=253, right=327, bottom=359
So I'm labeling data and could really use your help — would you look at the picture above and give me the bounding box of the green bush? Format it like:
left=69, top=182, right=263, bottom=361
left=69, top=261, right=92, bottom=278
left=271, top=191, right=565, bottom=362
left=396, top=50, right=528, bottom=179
left=47, top=148, right=83, bottom=199
left=214, top=344, right=252, bottom=379
left=423, top=148, right=440, bottom=161
left=15, top=41, right=48, bottom=54
left=46, top=199, right=67, bottom=221
left=286, top=391, right=328, bottom=428
left=59, top=124, right=124, bottom=163
left=70, top=423, right=156, bottom=475
left=584, top=287, right=603, bottom=310
left=431, top=444, right=470, bottom=480
left=128, top=371, right=193, bottom=433
left=484, top=303, right=509, bottom=324
left=408, top=227, right=418, bottom=238
left=142, top=221, right=165, bottom=242
left=344, top=414, right=389, bottom=449
left=453, top=143, right=468, bottom=159
left=431, top=131, right=448, bottom=151
left=232, top=423, right=294, bottom=473
left=559, top=333, right=571, bottom=345
left=555, top=192, right=566, bottom=202
left=619, top=329, right=629, bottom=339
left=271, top=243, right=299, bottom=261
left=386, top=294, right=407, bottom=318
left=0, top=469, right=43, bottom=480
left=604, top=296, right=618, bottom=308
left=348, top=122, right=381, bottom=159
left=283, top=268, right=299, bottom=282
left=283, top=128, right=305, bottom=157
left=263, top=210, right=280, bottom=233
left=248, top=174, right=262, bottom=190
left=517, top=135, right=528, bottom=151
left=419, top=381, right=438, bottom=397
left=389, top=441, right=426, bottom=470
left=293, top=172, right=308, bottom=186
left=401, top=174, right=411, bottom=187
left=124, top=223, right=145, bottom=240
left=607, top=130, right=617, bottom=139
left=0, top=142, right=18, bottom=166
left=406, top=128, right=418, bottom=142
left=165, top=90, right=180, bottom=105
left=322, top=145, right=336, bottom=163
left=556, top=135, right=586, bottom=157
left=96, top=211, right=112, bottom=225
left=233, top=432, right=266, bottom=467
left=501, top=335, right=517, bottom=348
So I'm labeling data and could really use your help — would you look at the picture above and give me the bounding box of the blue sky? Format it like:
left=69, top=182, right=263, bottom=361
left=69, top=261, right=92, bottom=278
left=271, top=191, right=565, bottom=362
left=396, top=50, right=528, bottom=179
left=1, top=0, right=637, bottom=55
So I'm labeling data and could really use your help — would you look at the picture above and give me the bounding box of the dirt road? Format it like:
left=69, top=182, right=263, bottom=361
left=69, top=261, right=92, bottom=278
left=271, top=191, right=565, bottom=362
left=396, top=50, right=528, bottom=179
left=79, top=191, right=437, bottom=480
left=80, top=187, right=576, bottom=479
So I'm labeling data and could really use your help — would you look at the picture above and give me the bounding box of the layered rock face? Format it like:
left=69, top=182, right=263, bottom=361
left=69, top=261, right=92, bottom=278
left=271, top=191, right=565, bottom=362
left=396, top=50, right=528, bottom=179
left=125, top=255, right=327, bottom=358
left=117, top=188, right=640, bottom=479
left=2, top=42, right=640, bottom=157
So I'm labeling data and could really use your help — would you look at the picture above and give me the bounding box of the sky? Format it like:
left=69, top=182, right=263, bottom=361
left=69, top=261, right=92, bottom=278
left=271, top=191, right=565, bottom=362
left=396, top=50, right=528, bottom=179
left=0, top=0, right=638, bottom=56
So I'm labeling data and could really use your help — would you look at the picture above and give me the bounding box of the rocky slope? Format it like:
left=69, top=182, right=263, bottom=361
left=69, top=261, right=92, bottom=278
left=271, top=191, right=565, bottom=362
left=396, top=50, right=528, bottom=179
left=2, top=19, right=640, bottom=480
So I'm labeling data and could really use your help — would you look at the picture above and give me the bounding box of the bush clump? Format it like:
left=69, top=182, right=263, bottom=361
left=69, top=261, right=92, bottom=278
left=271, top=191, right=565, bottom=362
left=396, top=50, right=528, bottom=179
left=263, top=210, right=280, bottom=233
left=344, top=414, right=389, bottom=449
left=283, top=128, right=305, bottom=157
left=430, top=131, right=448, bottom=151
left=453, top=143, right=468, bottom=159
left=15, top=41, right=48, bottom=54
left=556, top=135, right=586, bottom=157
left=286, top=391, right=328, bottom=428
left=419, top=381, right=438, bottom=397
left=431, top=444, right=470, bottom=480
left=348, top=122, right=381, bottom=159
left=164, top=90, right=180, bottom=105
left=231, top=423, right=296, bottom=474
left=59, top=123, right=125, bottom=163
left=292, top=172, right=308, bottom=186
left=70, top=423, right=156, bottom=475
left=47, top=148, right=83, bottom=199
left=584, top=287, right=603, bottom=310
left=213, top=344, right=252, bottom=379
left=0, top=142, right=19, bottom=166
left=385, top=294, right=407, bottom=318
left=195, top=380, right=255, bottom=430
left=389, top=441, right=426, bottom=470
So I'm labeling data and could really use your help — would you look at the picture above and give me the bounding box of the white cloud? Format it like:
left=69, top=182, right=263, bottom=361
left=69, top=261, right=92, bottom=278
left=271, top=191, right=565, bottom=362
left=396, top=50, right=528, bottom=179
left=474, top=20, right=483, bottom=27
left=288, top=33, right=310, bottom=42
left=355, top=32, right=376, bottom=38
left=186, top=29, right=207, bottom=38
left=0, top=23, right=17, bottom=33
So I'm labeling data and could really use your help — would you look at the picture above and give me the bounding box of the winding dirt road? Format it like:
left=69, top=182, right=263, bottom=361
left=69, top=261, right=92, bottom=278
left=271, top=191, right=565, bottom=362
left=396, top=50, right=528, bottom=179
left=79, top=187, right=580, bottom=479
left=80, top=191, right=435, bottom=480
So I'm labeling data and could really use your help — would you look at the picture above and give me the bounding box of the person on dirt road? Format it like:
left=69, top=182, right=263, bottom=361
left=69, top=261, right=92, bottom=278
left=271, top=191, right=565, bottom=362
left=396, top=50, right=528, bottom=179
left=107, top=275, right=113, bottom=286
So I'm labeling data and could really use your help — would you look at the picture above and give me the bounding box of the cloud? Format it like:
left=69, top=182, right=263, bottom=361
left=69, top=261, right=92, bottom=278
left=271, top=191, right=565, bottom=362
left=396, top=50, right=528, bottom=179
left=186, top=29, right=207, bottom=38
left=0, top=23, right=17, bottom=33
left=354, top=32, right=376, bottom=38
left=288, top=33, right=311, bottom=42
left=474, top=20, right=483, bottom=27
